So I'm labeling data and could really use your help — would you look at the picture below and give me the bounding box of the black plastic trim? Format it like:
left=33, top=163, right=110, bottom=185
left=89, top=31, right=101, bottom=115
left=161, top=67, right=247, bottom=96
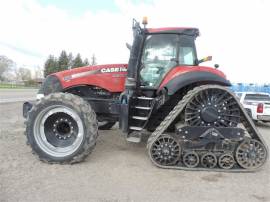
left=38, top=75, right=63, bottom=95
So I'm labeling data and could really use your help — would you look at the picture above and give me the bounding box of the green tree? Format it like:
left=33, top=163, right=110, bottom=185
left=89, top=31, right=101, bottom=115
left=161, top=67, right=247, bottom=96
left=72, top=53, right=84, bottom=68
left=91, top=54, right=97, bottom=65
left=83, top=58, right=89, bottom=66
left=68, top=52, right=73, bottom=69
left=17, top=67, right=31, bottom=81
left=58, top=50, right=69, bottom=71
left=0, top=55, right=14, bottom=81
left=43, top=55, right=58, bottom=77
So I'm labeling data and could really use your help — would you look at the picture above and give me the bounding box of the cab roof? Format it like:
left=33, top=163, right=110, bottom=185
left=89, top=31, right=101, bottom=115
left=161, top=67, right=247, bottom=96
left=146, top=27, right=200, bottom=36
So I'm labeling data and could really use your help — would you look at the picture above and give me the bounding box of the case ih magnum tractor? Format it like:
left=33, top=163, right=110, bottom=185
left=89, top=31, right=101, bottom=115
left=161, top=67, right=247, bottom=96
left=24, top=19, right=267, bottom=171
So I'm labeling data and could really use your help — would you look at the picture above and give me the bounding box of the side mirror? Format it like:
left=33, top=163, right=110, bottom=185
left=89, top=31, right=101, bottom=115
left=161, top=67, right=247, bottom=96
left=126, top=43, right=132, bottom=50
left=198, top=56, right=212, bottom=64
left=214, top=64, right=219, bottom=69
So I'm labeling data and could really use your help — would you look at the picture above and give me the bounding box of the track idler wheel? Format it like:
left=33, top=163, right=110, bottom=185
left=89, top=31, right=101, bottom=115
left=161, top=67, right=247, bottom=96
left=235, top=139, right=267, bottom=170
left=218, top=153, right=235, bottom=169
left=183, top=151, right=199, bottom=168
left=150, top=134, right=181, bottom=166
left=201, top=152, right=217, bottom=168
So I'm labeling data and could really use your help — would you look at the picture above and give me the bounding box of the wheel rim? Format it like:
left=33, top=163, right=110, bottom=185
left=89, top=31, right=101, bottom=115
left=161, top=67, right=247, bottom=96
left=235, top=139, right=267, bottom=169
left=201, top=152, right=217, bottom=168
left=183, top=151, right=199, bottom=168
left=150, top=135, right=181, bottom=166
left=33, top=105, right=84, bottom=158
left=218, top=153, right=235, bottom=169
left=185, top=89, right=240, bottom=127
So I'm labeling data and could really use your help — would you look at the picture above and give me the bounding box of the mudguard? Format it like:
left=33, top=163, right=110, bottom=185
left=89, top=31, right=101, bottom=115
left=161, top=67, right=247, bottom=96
left=160, top=71, right=231, bottom=95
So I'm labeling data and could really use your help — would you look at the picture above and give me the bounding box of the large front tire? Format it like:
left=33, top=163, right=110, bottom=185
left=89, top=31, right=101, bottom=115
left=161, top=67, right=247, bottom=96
left=25, top=93, right=98, bottom=164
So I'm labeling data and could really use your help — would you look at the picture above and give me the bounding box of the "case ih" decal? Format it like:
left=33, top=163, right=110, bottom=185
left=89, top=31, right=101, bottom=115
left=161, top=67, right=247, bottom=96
left=101, top=67, right=127, bottom=73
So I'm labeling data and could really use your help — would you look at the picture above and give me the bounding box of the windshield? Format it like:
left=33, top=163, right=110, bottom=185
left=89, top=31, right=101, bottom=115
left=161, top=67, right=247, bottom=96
left=140, top=34, right=196, bottom=87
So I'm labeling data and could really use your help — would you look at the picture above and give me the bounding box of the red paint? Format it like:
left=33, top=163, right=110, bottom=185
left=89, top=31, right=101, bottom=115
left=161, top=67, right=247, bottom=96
left=53, top=64, right=128, bottom=92
left=159, top=66, right=227, bottom=90
left=53, top=64, right=226, bottom=93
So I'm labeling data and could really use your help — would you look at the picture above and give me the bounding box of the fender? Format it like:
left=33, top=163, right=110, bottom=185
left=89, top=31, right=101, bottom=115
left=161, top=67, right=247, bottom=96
left=159, top=70, right=231, bottom=95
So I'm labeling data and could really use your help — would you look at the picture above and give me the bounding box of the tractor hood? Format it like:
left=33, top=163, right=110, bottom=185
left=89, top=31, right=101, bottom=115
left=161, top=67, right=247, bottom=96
left=52, top=64, right=128, bottom=92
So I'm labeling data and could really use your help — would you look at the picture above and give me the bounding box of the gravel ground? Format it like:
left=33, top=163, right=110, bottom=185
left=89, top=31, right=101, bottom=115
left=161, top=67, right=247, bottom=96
left=0, top=89, right=37, bottom=103
left=0, top=101, right=270, bottom=202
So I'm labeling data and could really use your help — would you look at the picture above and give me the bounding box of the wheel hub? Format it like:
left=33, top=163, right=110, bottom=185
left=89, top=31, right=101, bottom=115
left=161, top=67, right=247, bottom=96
left=201, top=106, right=218, bottom=122
left=185, top=89, right=240, bottom=127
left=183, top=151, right=199, bottom=168
left=162, top=147, right=170, bottom=156
left=150, top=135, right=181, bottom=166
left=53, top=118, right=74, bottom=140
left=235, top=139, right=267, bottom=169
left=201, top=152, right=217, bottom=168
left=218, top=153, right=235, bottom=169
left=33, top=105, right=84, bottom=158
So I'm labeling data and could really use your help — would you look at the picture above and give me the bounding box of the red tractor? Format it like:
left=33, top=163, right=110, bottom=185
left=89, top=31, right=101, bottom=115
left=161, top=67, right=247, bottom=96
left=23, top=19, right=267, bottom=171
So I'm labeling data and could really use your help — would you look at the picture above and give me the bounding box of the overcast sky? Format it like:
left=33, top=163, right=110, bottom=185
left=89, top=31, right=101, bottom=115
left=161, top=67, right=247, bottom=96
left=0, top=0, right=269, bottom=83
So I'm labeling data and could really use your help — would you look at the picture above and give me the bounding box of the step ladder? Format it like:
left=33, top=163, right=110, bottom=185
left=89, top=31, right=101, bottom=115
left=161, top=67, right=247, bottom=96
left=126, top=96, right=154, bottom=142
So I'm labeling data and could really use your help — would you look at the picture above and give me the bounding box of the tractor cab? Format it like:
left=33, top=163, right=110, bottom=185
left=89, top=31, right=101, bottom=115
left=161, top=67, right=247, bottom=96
left=126, top=19, right=200, bottom=90
left=119, top=19, right=201, bottom=136
left=140, top=29, right=198, bottom=88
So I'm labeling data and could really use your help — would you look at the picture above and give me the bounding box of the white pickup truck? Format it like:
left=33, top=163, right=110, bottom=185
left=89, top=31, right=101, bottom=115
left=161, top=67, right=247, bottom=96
left=236, top=92, right=270, bottom=123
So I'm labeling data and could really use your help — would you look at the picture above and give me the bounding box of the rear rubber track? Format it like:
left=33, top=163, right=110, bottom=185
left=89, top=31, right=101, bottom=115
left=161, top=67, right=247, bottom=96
left=147, top=85, right=268, bottom=172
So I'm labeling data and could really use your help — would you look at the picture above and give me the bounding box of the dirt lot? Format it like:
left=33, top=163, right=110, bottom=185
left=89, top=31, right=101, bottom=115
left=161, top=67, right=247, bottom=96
left=0, top=100, right=270, bottom=202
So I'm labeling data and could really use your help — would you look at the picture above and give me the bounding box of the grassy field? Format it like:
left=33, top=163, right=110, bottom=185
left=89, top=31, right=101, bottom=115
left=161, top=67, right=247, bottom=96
left=0, top=83, right=38, bottom=89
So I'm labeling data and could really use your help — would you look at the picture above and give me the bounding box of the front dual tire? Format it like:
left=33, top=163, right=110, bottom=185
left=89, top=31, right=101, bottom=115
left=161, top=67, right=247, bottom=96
left=25, top=93, right=98, bottom=164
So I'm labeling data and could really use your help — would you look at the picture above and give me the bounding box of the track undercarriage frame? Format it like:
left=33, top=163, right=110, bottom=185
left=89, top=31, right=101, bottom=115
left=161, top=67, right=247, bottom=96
left=147, top=85, right=268, bottom=172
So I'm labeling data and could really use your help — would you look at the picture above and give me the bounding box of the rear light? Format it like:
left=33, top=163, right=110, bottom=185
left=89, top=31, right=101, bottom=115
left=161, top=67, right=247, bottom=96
left=257, top=103, right=264, bottom=113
